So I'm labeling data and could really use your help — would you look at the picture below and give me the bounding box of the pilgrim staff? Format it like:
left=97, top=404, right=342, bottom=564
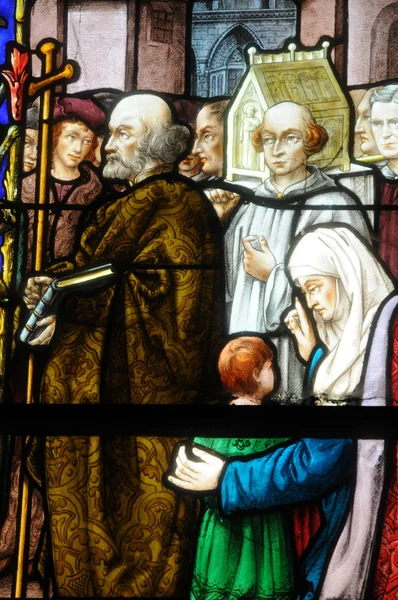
left=15, top=40, right=75, bottom=598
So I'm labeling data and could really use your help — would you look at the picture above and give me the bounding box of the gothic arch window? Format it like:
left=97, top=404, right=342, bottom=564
left=226, top=47, right=245, bottom=95
left=370, top=2, right=398, bottom=81
left=207, top=25, right=257, bottom=96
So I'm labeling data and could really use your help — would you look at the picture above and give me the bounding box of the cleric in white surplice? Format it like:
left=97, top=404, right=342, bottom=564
left=225, top=102, right=370, bottom=400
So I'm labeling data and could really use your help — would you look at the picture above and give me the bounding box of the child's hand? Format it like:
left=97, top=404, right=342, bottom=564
left=168, top=445, right=225, bottom=492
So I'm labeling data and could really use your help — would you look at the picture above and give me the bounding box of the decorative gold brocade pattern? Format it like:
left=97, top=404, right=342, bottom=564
left=29, top=177, right=222, bottom=596
left=44, top=435, right=199, bottom=597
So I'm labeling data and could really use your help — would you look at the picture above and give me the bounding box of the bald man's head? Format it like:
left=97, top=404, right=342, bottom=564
left=103, top=93, right=189, bottom=181
left=252, top=101, right=328, bottom=163
left=110, top=94, right=173, bottom=132
left=266, top=102, right=313, bottom=126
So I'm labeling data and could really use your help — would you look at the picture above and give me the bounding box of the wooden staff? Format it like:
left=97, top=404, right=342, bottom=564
left=14, top=34, right=75, bottom=594
left=15, top=0, right=26, bottom=46
left=15, top=41, right=56, bottom=599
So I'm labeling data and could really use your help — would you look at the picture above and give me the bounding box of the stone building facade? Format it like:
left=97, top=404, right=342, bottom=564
left=29, top=0, right=296, bottom=97
left=347, top=0, right=398, bottom=85
left=29, top=0, right=191, bottom=95
left=300, top=0, right=398, bottom=86
left=191, top=0, right=297, bottom=97
left=28, top=0, right=397, bottom=96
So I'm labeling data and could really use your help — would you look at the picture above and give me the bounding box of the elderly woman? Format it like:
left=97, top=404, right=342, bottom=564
left=285, top=226, right=397, bottom=600
left=169, top=226, right=398, bottom=600
left=285, top=226, right=394, bottom=401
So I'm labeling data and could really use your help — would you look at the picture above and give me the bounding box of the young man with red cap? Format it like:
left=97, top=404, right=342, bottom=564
left=21, top=96, right=105, bottom=269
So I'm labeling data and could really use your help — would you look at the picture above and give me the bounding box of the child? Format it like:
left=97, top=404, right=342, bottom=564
left=191, top=336, right=294, bottom=600
left=219, top=336, right=276, bottom=405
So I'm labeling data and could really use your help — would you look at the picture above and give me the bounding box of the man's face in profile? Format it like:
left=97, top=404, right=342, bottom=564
left=261, top=106, right=307, bottom=177
left=193, top=106, right=224, bottom=177
left=103, top=106, right=146, bottom=180
left=355, top=92, right=379, bottom=156
left=53, top=122, right=94, bottom=169
left=178, top=153, right=201, bottom=176
left=23, top=128, right=39, bottom=172
left=371, top=101, right=398, bottom=159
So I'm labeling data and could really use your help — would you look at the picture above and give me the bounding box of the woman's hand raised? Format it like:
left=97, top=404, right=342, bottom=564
left=285, top=297, right=316, bottom=362
left=168, top=445, right=225, bottom=492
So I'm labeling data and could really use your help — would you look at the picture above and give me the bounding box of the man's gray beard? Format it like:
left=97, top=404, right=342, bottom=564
left=103, top=150, right=147, bottom=180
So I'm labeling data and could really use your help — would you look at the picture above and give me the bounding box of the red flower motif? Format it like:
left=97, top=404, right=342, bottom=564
left=2, top=46, right=29, bottom=121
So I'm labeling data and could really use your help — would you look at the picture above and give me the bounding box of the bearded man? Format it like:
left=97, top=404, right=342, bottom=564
left=23, top=94, right=221, bottom=597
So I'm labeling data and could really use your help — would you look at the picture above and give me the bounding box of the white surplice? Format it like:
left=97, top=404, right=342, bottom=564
left=224, top=166, right=370, bottom=401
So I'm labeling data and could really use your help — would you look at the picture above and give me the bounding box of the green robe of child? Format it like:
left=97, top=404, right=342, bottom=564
left=191, top=437, right=295, bottom=600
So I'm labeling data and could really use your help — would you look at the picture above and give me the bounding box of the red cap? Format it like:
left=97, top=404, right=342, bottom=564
left=53, top=97, right=105, bottom=131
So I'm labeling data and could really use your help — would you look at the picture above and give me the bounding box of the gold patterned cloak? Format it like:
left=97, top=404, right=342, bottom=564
left=30, top=174, right=222, bottom=597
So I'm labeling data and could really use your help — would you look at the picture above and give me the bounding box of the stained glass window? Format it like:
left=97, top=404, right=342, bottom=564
left=0, top=1, right=396, bottom=599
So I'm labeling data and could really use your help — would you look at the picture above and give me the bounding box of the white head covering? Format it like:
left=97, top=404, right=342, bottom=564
left=288, top=227, right=394, bottom=399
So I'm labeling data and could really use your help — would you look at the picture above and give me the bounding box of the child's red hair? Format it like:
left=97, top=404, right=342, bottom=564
left=218, top=336, right=273, bottom=395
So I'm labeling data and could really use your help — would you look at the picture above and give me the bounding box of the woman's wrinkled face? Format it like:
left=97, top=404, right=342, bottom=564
left=297, top=275, right=337, bottom=321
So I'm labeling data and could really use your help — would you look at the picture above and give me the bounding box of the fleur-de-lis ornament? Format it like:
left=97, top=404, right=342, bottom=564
left=2, top=45, right=29, bottom=122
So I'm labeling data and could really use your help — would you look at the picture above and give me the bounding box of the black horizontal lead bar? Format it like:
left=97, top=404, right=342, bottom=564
left=0, top=405, right=397, bottom=438
left=13, top=203, right=398, bottom=211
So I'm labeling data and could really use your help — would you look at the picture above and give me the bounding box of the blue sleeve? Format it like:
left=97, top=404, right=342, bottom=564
left=306, top=347, right=324, bottom=387
left=220, top=438, right=353, bottom=515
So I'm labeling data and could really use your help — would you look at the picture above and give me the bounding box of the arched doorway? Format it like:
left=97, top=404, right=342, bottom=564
left=226, top=47, right=245, bottom=95
left=388, top=19, right=398, bottom=78
left=370, top=2, right=398, bottom=81
left=208, top=25, right=256, bottom=96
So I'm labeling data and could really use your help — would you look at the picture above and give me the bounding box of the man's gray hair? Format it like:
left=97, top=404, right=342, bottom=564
left=370, top=85, right=398, bottom=106
left=143, top=122, right=190, bottom=164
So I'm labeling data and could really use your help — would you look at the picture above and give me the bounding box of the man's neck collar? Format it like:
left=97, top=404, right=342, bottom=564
left=130, top=163, right=174, bottom=185
left=271, top=166, right=309, bottom=193
left=51, top=165, right=81, bottom=182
